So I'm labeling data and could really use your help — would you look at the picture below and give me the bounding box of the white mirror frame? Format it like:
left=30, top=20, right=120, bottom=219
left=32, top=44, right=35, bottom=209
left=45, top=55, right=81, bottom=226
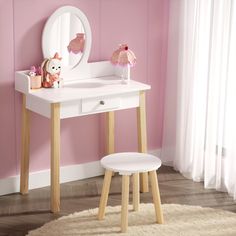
left=42, top=6, right=92, bottom=68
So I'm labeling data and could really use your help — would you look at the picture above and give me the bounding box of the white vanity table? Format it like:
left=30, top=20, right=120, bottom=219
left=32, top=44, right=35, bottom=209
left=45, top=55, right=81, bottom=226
left=15, top=6, right=150, bottom=213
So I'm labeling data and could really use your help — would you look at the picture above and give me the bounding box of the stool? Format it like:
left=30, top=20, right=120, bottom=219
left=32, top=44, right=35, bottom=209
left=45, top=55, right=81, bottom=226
left=97, top=152, right=164, bottom=233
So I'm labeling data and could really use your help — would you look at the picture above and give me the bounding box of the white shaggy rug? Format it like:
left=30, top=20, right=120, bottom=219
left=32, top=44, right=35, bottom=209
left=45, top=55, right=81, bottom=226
left=27, top=203, right=236, bottom=236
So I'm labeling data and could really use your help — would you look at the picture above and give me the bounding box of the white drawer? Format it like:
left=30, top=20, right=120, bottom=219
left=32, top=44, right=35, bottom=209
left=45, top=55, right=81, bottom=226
left=81, top=96, right=120, bottom=113
left=60, top=92, right=139, bottom=119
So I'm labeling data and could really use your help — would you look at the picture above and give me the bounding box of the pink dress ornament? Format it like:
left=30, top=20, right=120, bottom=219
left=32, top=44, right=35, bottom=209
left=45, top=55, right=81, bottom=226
left=67, top=33, right=85, bottom=54
left=111, top=44, right=136, bottom=84
left=41, top=52, right=62, bottom=88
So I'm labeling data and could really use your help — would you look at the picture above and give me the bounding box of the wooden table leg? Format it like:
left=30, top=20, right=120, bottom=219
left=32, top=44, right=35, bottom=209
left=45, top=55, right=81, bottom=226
left=150, top=170, right=164, bottom=224
left=133, top=173, right=139, bottom=211
left=20, top=94, right=30, bottom=194
left=121, top=175, right=129, bottom=233
left=98, top=170, right=113, bottom=220
left=137, top=91, right=149, bottom=192
left=51, top=103, right=60, bottom=213
left=106, top=111, right=115, bottom=176
left=106, top=111, right=115, bottom=154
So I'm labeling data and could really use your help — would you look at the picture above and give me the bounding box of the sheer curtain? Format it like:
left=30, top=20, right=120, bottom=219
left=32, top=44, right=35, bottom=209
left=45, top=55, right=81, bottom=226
left=162, top=0, right=236, bottom=199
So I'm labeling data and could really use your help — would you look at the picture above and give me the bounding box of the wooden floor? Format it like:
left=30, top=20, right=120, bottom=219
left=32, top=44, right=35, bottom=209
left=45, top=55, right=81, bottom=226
left=0, top=166, right=235, bottom=236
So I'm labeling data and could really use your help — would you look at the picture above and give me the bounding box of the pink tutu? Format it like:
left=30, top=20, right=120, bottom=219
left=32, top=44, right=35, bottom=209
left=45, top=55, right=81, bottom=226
left=111, top=44, right=136, bottom=67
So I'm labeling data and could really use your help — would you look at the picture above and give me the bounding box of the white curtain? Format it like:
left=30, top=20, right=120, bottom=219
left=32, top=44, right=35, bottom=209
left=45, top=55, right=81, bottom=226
left=162, top=0, right=236, bottom=199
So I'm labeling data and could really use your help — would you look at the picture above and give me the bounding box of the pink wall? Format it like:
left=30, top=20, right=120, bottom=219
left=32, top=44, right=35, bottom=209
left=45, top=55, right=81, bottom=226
left=0, top=0, right=169, bottom=179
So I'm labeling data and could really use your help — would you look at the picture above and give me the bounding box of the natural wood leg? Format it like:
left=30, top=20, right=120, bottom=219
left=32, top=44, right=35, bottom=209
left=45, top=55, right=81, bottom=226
left=106, top=111, right=115, bottom=176
left=132, top=173, right=139, bottom=211
left=150, top=170, right=164, bottom=224
left=121, top=175, right=129, bottom=233
left=98, top=170, right=113, bottom=220
left=106, top=111, right=115, bottom=154
left=137, top=91, right=149, bottom=192
left=51, top=103, right=60, bottom=213
left=20, top=95, right=30, bottom=194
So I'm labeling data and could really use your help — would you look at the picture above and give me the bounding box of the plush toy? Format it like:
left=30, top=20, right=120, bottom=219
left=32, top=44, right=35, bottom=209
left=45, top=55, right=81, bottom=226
left=41, top=52, right=62, bottom=88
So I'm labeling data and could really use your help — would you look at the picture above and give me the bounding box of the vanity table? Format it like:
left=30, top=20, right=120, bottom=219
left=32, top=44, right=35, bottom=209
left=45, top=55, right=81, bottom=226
left=15, top=6, right=150, bottom=213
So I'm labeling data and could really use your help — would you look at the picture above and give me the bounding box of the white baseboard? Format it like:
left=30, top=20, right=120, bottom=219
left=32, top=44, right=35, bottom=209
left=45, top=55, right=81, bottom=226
left=148, top=149, right=161, bottom=157
left=148, top=149, right=173, bottom=166
left=0, top=161, right=104, bottom=196
left=162, top=161, right=174, bottom=166
left=0, top=149, right=169, bottom=196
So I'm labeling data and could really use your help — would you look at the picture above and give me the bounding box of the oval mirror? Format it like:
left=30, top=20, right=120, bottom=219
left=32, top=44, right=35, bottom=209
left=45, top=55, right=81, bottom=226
left=42, top=6, right=91, bottom=68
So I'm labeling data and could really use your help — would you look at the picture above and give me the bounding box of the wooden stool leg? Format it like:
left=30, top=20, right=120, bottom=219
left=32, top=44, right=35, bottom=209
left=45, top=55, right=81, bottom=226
left=149, top=170, right=164, bottom=224
left=137, top=91, right=149, bottom=193
left=133, top=173, right=139, bottom=211
left=51, top=103, right=60, bottom=213
left=98, top=170, right=113, bottom=220
left=121, top=175, right=129, bottom=233
left=20, top=95, right=30, bottom=194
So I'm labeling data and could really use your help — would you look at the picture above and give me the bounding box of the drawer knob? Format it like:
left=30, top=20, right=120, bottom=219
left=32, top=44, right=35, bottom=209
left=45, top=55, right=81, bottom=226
left=100, top=100, right=105, bottom=105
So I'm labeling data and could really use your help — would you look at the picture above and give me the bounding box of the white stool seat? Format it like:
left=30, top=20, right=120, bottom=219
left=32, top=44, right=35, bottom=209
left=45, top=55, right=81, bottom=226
left=101, top=152, right=162, bottom=175
left=98, top=152, right=164, bottom=233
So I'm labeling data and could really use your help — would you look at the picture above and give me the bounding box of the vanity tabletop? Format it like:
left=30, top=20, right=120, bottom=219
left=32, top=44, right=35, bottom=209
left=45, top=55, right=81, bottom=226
left=28, top=76, right=151, bottom=103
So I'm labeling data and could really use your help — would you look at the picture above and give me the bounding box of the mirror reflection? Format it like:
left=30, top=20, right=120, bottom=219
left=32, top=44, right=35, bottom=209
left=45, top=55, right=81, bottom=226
left=48, top=12, right=85, bottom=67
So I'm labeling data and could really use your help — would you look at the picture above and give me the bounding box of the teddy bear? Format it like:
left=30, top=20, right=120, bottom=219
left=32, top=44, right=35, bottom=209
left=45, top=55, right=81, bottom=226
left=41, top=52, right=62, bottom=88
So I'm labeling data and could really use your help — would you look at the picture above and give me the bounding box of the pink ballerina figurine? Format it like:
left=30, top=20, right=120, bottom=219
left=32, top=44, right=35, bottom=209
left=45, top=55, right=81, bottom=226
left=67, top=33, right=85, bottom=54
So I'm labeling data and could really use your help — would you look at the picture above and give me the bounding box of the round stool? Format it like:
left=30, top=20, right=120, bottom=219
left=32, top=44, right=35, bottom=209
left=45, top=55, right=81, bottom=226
left=97, top=152, right=164, bottom=233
